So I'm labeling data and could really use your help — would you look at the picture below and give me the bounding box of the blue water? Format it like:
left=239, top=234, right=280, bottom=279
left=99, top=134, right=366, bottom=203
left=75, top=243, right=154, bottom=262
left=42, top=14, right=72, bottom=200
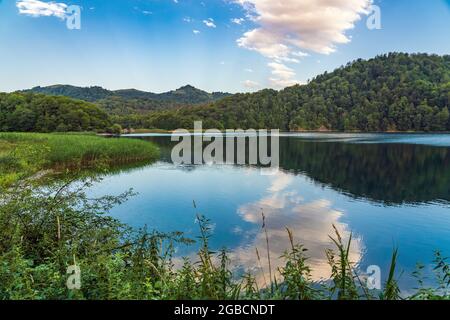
left=90, top=133, right=450, bottom=291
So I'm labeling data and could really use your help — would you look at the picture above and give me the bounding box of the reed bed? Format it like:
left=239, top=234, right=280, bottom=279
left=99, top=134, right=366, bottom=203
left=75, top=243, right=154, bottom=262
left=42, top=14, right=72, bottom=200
left=0, top=132, right=159, bottom=186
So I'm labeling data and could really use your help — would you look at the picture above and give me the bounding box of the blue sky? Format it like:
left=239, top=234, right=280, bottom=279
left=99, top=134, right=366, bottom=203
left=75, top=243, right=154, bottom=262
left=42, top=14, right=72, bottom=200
left=0, top=0, right=449, bottom=93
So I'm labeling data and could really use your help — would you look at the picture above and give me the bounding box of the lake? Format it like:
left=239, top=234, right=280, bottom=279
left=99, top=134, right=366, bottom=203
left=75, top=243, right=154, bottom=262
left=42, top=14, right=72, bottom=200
left=89, top=133, right=450, bottom=292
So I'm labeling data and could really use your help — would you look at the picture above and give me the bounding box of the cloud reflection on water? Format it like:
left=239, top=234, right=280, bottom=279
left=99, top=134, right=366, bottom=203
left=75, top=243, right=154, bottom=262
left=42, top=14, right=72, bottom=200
left=230, top=172, right=364, bottom=284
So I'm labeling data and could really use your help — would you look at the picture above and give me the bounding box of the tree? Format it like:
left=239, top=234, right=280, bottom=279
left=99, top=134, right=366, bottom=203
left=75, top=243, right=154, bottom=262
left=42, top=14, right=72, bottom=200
left=0, top=93, right=112, bottom=133
left=109, top=124, right=123, bottom=135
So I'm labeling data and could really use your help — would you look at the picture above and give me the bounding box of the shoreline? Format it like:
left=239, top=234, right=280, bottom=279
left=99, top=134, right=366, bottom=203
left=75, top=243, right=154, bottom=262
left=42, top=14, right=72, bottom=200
left=0, top=133, right=159, bottom=187
left=122, top=128, right=450, bottom=135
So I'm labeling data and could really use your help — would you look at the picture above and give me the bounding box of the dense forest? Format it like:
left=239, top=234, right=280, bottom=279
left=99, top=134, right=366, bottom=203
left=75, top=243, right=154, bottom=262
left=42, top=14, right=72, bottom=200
left=0, top=93, right=114, bottom=132
left=97, top=96, right=186, bottom=116
left=116, top=53, right=450, bottom=132
left=4, top=53, right=450, bottom=133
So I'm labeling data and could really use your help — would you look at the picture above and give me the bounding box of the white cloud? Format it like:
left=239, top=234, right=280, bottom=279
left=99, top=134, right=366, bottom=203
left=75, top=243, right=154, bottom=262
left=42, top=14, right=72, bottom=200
left=235, top=171, right=363, bottom=285
left=203, top=18, right=216, bottom=28
left=193, top=29, right=201, bottom=34
left=235, top=0, right=372, bottom=88
left=16, top=0, right=68, bottom=19
left=231, top=17, right=245, bottom=25
left=243, top=80, right=260, bottom=89
left=267, top=172, right=293, bottom=193
left=236, top=0, right=372, bottom=56
left=292, top=51, right=309, bottom=58
left=268, top=62, right=295, bottom=79
left=269, top=78, right=300, bottom=89
left=268, top=62, right=301, bottom=88
left=238, top=29, right=291, bottom=60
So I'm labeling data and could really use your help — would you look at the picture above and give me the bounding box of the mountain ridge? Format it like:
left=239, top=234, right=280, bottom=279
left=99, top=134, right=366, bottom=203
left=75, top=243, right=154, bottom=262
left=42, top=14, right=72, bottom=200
left=8, top=52, right=450, bottom=133
left=22, top=84, right=232, bottom=105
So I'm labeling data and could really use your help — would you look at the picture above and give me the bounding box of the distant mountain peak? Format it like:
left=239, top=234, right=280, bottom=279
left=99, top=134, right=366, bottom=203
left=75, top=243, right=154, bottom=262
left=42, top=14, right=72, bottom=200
left=171, top=85, right=209, bottom=95
left=178, top=84, right=197, bottom=90
left=22, top=84, right=232, bottom=105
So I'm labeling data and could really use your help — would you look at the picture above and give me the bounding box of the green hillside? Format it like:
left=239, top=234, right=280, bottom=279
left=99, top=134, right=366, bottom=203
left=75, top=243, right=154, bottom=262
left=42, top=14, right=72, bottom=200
left=8, top=53, right=450, bottom=132
left=23, top=84, right=231, bottom=114
left=122, top=53, right=450, bottom=132
left=0, top=92, right=113, bottom=133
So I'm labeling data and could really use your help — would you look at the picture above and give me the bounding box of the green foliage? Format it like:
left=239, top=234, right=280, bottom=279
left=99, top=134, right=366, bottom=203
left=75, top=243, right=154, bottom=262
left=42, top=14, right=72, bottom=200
left=98, top=96, right=183, bottom=116
left=279, top=228, right=318, bottom=300
left=0, top=92, right=111, bottom=132
left=0, top=178, right=449, bottom=300
left=326, top=226, right=359, bottom=300
left=108, top=124, right=123, bottom=135
left=381, top=248, right=401, bottom=300
left=23, top=85, right=113, bottom=102
left=14, top=54, right=449, bottom=133
left=23, top=85, right=231, bottom=115
left=0, top=133, right=159, bottom=188
left=411, top=251, right=450, bottom=300
left=121, top=53, right=450, bottom=132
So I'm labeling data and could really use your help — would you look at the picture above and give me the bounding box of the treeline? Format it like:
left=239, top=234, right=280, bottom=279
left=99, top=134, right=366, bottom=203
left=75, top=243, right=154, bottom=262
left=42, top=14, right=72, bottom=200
left=23, top=85, right=231, bottom=110
left=5, top=53, right=450, bottom=133
left=97, top=96, right=184, bottom=116
left=25, top=85, right=113, bottom=102
left=116, top=53, right=450, bottom=132
left=0, top=92, right=114, bottom=133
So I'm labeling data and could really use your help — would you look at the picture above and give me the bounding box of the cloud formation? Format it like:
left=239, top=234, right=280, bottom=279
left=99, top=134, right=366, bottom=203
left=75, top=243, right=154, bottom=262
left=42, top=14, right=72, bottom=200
left=173, top=171, right=363, bottom=288
left=234, top=172, right=363, bottom=284
left=237, top=0, right=372, bottom=56
left=268, top=62, right=300, bottom=88
left=16, top=0, right=68, bottom=19
left=231, top=17, right=245, bottom=25
left=203, top=18, right=217, bottom=28
left=235, top=0, right=372, bottom=88
left=243, top=79, right=260, bottom=89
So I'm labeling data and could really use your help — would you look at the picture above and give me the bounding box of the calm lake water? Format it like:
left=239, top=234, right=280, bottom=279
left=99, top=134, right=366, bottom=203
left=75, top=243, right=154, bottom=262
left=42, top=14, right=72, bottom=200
left=89, top=133, right=450, bottom=291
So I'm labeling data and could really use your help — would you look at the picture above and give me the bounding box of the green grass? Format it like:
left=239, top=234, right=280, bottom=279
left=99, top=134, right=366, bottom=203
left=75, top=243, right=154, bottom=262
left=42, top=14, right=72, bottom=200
left=1, top=176, right=449, bottom=300
left=0, top=132, right=159, bottom=186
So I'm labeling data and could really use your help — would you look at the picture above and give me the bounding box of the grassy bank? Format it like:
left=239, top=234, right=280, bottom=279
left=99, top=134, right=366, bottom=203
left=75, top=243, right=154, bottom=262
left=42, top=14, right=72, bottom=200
left=0, top=132, right=159, bottom=187
left=0, top=176, right=449, bottom=300
left=1, top=133, right=448, bottom=300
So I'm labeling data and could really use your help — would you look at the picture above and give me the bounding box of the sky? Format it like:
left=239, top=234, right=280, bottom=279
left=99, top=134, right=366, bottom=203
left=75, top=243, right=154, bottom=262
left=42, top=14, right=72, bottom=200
left=0, top=0, right=449, bottom=93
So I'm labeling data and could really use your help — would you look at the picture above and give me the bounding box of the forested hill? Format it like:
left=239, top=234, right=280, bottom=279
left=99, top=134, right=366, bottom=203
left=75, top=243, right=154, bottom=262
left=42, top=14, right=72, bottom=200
left=5, top=53, right=450, bottom=133
left=0, top=93, right=114, bottom=133
left=125, top=53, right=450, bottom=132
left=23, top=84, right=231, bottom=105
